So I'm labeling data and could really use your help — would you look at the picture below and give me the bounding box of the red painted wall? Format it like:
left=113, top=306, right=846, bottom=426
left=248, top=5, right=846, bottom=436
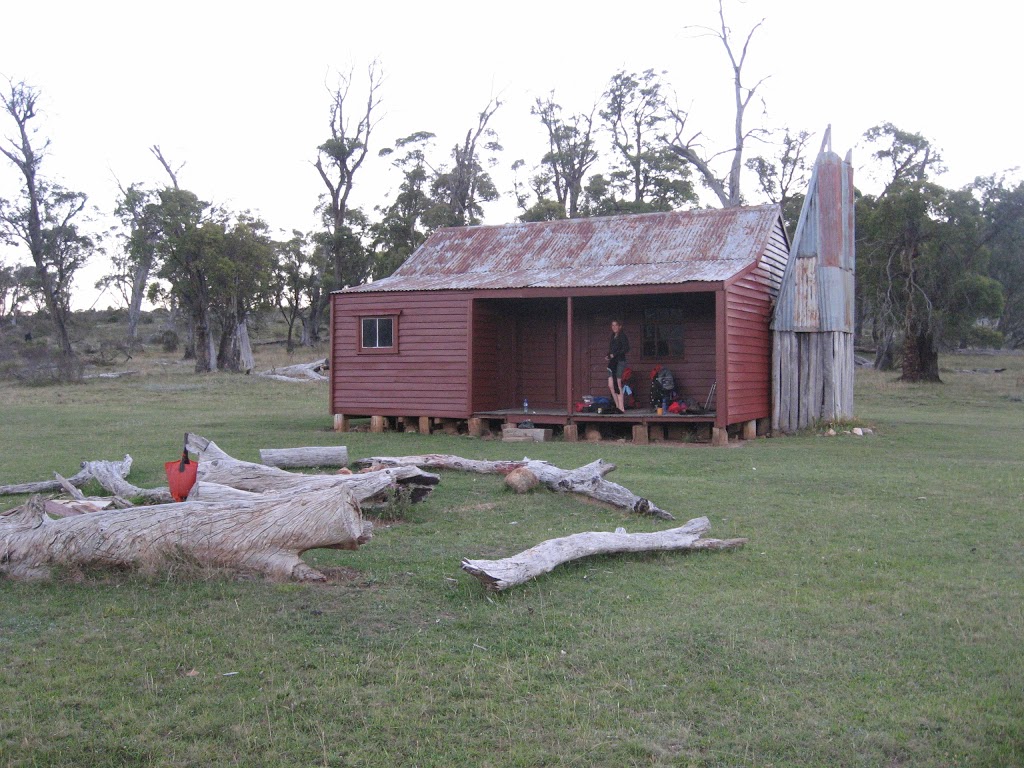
left=724, top=265, right=774, bottom=424
left=331, top=291, right=472, bottom=418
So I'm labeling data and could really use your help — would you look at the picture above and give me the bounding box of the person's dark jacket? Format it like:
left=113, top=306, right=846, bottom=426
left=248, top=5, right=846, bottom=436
left=607, top=332, right=630, bottom=367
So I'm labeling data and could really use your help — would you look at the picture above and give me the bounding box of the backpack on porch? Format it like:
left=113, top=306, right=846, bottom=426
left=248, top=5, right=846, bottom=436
left=649, top=365, right=677, bottom=408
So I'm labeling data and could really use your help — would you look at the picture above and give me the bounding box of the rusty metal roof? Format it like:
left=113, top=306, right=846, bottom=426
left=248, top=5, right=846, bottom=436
left=341, top=205, right=782, bottom=293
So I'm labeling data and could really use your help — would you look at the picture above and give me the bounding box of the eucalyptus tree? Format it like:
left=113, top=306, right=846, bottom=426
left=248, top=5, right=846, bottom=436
left=426, top=98, right=503, bottom=229
left=272, top=230, right=313, bottom=352
left=210, top=213, right=275, bottom=371
left=0, top=80, right=92, bottom=366
left=745, top=128, right=813, bottom=231
left=99, top=182, right=160, bottom=343
left=591, top=69, right=695, bottom=214
left=858, top=124, right=1004, bottom=381
left=530, top=94, right=598, bottom=219
left=975, top=176, right=1024, bottom=347
left=314, top=62, right=382, bottom=292
left=371, top=131, right=435, bottom=277
left=151, top=188, right=220, bottom=372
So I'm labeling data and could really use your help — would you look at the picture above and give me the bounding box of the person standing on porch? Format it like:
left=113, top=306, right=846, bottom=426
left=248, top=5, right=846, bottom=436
left=606, top=319, right=630, bottom=412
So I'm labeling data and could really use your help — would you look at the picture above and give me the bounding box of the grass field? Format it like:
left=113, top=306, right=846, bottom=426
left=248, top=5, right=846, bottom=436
left=1, top=345, right=1022, bottom=767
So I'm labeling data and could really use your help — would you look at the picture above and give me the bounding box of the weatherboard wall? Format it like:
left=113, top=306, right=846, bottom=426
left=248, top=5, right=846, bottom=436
left=331, top=290, right=472, bottom=419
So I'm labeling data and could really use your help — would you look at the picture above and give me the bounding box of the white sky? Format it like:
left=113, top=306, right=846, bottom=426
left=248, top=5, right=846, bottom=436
left=1, top=0, right=1018, bottom=309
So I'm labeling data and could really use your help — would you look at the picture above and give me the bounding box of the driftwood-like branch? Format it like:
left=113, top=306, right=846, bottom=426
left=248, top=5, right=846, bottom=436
left=0, top=487, right=370, bottom=583
left=259, top=446, right=349, bottom=468
left=80, top=458, right=173, bottom=504
left=186, top=434, right=437, bottom=503
left=0, top=455, right=132, bottom=496
left=357, top=454, right=673, bottom=520
left=461, top=517, right=747, bottom=591
left=255, top=358, right=328, bottom=382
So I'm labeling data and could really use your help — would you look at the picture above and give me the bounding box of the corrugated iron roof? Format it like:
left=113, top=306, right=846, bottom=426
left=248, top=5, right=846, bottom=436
left=341, top=205, right=782, bottom=294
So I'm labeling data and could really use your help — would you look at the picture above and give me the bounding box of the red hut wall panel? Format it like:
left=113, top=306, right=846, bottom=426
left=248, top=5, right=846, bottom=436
left=331, top=291, right=472, bottom=418
left=723, top=263, right=775, bottom=424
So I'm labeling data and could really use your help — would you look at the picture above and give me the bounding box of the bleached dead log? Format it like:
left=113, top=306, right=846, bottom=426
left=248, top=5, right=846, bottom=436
left=80, top=457, right=173, bottom=504
left=259, top=446, right=349, bottom=468
left=43, top=498, right=116, bottom=518
left=55, top=473, right=86, bottom=500
left=255, top=358, right=328, bottom=382
left=187, top=463, right=431, bottom=505
left=461, top=517, right=747, bottom=591
left=357, top=454, right=674, bottom=520
left=0, top=455, right=132, bottom=496
left=0, top=486, right=370, bottom=583
left=187, top=482, right=263, bottom=503
left=185, top=434, right=437, bottom=503
left=82, top=370, right=140, bottom=380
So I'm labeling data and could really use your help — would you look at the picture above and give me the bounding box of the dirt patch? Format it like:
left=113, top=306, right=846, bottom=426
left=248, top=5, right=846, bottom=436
left=316, top=566, right=364, bottom=583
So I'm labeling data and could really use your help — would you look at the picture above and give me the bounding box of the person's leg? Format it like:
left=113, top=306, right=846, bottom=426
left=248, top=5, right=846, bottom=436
left=607, top=370, right=617, bottom=403
left=614, top=362, right=626, bottom=410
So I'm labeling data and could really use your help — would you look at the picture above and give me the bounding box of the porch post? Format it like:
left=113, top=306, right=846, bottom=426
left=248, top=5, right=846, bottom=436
left=715, top=288, right=728, bottom=430
left=565, top=296, right=574, bottom=414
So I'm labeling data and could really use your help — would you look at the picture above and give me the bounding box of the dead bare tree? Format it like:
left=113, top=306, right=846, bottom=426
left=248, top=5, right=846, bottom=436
left=668, top=0, right=769, bottom=208
left=150, top=145, right=183, bottom=190
left=0, top=79, right=88, bottom=366
left=314, top=61, right=383, bottom=290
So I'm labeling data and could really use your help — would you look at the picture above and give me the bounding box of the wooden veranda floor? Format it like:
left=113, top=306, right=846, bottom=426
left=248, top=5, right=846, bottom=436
left=472, top=408, right=717, bottom=427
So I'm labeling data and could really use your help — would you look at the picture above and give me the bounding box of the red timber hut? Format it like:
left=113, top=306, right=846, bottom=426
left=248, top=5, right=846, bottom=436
left=330, top=204, right=791, bottom=445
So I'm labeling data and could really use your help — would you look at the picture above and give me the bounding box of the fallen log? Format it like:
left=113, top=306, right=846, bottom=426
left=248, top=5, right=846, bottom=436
left=461, top=516, right=747, bottom=591
left=0, top=486, right=371, bottom=583
left=255, top=358, right=328, bottom=382
left=185, top=434, right=437, bottom=503
left=356, top=454, right=673, bottom=520
left=43, top=498, right=116, bottom=517
left=259, top=446, right=349, bottom=468
left=80, top=457, right=173, bottom=504
left=82, top=370, right=140, bottom=380
left=0, top=455, right=132, bottom=496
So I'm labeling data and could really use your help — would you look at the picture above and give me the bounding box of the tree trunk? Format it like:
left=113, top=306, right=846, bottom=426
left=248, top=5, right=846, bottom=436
left=461, top=516, right=746, bottom=591
left=238, top=319, right=255, bottom=373
left=900, top=326, right=941, bottom=382
left=1, top=487, right=370, bottom=583
left=259, top=446, right=349, bottom=468
left=254, top=359, right=328, bottom=382
left=126, top=257, right=152, bottom=343
left=185, top=434, right=437, bottom=503
left=356, top=454, right=674, bottom=520
left=0, top=455, right=133, bottom=496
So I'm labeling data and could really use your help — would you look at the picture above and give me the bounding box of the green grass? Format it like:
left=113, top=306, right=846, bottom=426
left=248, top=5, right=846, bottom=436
left=1, top=349, right=1023, bottom=766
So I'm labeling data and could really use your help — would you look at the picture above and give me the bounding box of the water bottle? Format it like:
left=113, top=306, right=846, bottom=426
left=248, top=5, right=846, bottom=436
left=662, top=397, right=667, bottom=413
left=523, top=398, right=529, bottom=413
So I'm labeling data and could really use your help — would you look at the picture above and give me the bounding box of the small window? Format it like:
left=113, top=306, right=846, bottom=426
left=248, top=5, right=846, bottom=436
left=641, top=308, right=685, bottom=357
left=360, top=316, right=396, bottom=351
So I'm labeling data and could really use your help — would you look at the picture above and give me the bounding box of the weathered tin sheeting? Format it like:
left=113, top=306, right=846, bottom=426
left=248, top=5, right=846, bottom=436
left=772, top=150, right=855, bottom=333
left=342, top=205, right=781, bottom=294
left=771, top=137, right=856, bottom=432
left=344, top=260, right=755, bottom=293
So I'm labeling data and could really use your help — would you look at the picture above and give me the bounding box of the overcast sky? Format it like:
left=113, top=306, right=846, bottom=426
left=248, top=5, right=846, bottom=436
left=1, top=0, right=1017, bottom=308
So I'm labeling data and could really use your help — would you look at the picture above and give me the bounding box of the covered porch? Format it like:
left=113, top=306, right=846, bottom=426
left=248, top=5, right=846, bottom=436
left=469, top=289, right=727, bottom=434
